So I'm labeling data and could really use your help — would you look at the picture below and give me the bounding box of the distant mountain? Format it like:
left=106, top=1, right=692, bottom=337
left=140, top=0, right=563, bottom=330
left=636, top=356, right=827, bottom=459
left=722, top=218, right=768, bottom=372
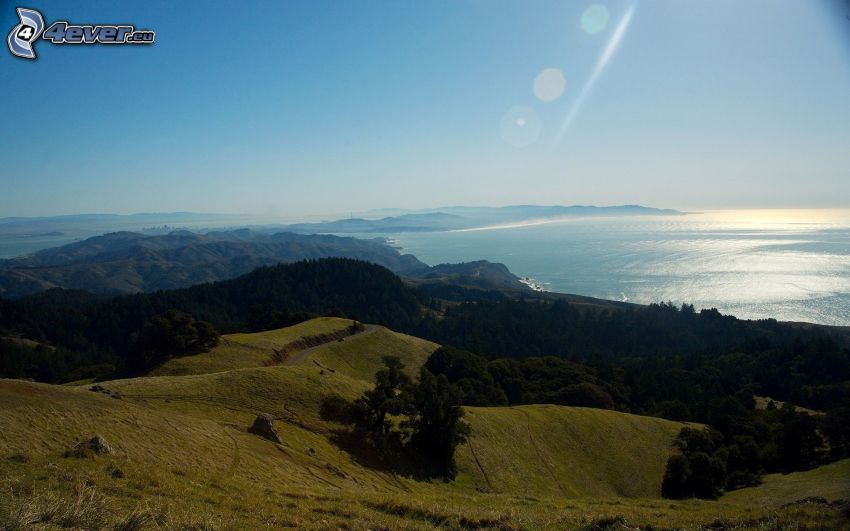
left=0, top=229, right=530, bottom=299
left=0, top=230, right=427, bottom=298
left=285, top=204, right=684, bottom=234
left=0, top=206, right=684, bottom=258
left=285, top=212, right=469, bottom=233
left=0, top=204, right=682, bottom=297
left=434, top=204, right=684, bottom=221
left=0, top=212, right=253, bottom=259
left=0, top=212, right=245, bottom=237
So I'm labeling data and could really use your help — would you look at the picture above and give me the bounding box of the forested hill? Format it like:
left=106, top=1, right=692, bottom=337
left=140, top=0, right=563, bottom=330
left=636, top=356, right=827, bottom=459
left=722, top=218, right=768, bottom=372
left=0, top=259, right=421, bottom=362
left=0, top=230, right=427, bottom=298
left=1, top=257, right=847, bottom=392
left=0, top=229, right=535, bottom=299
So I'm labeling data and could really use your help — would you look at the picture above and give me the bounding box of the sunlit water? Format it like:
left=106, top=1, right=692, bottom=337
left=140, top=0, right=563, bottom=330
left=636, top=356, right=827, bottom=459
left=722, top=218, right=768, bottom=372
left=390, top=210, right=850, bottom=326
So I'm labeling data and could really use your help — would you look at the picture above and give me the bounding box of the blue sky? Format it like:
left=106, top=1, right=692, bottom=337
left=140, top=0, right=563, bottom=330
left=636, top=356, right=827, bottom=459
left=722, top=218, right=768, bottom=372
left=1, top=0, right=849, bottom=218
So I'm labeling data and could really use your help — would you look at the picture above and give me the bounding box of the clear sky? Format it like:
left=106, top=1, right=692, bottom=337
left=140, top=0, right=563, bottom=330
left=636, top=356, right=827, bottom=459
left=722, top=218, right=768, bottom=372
left=1, top=0, right=849, bottom=219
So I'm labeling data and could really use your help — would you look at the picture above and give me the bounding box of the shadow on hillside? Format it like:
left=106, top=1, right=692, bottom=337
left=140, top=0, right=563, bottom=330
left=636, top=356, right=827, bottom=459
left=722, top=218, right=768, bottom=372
left=319, top=396, right=448, bottom=481
left=327, top=429, right=449, bottom=482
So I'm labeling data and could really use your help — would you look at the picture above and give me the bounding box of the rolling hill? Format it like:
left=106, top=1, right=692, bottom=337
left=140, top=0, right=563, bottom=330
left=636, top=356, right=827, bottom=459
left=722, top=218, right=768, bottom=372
left=0, top=230, right=427, bottom=298
left=1, top=318, right=846, bottom=529
left=722, top=459, right=850, bottom=507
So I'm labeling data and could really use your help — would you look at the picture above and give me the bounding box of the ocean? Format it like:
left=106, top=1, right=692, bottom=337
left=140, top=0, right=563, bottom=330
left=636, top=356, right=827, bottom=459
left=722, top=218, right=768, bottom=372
left=389, top=209, right=850, bottom=326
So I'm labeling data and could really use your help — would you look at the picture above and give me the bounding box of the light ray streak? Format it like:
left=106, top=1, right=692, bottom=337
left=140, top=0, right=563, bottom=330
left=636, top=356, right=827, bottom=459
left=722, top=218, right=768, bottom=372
left=554, top=3, right=637, bottom=145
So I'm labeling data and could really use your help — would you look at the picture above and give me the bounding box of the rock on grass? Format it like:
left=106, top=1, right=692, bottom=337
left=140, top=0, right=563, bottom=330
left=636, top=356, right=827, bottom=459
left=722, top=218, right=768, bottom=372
left=66, top=435, right=113, bottom=458
left=248, top=414, right=282, bottom=443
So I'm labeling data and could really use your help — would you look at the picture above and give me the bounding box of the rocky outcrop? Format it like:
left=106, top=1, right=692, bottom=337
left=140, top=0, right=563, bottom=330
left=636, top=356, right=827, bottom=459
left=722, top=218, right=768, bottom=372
left=248, top=414, right=282, bottom=443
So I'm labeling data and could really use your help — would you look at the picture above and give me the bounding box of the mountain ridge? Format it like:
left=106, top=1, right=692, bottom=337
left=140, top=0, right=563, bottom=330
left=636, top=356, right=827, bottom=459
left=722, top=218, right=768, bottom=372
left=0, top=229, right=532, bottom=298
left=285, top=204, right=684, bottom=233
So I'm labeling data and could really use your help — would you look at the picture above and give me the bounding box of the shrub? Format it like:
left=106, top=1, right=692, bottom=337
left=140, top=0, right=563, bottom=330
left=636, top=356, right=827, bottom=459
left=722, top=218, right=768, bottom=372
left=319, top=394, right=357, bottom=424
left=662, top=428, right=727, bottom=499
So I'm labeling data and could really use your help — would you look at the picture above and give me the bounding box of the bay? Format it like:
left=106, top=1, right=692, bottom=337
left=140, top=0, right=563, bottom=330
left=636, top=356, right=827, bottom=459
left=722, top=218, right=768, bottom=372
left=389, top=209, right=850, bottom=326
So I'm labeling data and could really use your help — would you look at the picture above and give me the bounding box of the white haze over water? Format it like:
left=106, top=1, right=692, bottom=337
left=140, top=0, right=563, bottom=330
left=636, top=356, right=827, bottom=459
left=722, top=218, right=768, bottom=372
left=392, top=210, right=850, bottom=326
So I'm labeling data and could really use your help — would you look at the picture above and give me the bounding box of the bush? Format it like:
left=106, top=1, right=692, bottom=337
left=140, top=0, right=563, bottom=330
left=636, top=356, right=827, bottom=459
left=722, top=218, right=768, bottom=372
left=319, top=394, right=358, bottom=424
left=662, top=428, right=727, bottom=499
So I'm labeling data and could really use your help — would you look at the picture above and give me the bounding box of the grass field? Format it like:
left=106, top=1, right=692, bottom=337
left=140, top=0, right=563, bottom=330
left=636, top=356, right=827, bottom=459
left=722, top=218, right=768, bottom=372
left=149, top=317, right=359, bottom=376
left=723, top=459, right=850, bottom=506
left=1, top=318, right=848, bottom=529
left=456, top=405, right=689, bottom=499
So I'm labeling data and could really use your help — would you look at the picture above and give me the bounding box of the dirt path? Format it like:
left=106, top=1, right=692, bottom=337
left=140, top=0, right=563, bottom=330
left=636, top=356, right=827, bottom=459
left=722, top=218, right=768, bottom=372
left=522, top=408, right=567, bottom=496
left=283, top=324, right=380, bottom=366
left=466, top=438, right=495, bottom=493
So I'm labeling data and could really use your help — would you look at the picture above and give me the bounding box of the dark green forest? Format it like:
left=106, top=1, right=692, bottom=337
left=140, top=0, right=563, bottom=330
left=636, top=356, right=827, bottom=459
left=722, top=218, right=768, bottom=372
left=0, top=258, right=422, bottom=377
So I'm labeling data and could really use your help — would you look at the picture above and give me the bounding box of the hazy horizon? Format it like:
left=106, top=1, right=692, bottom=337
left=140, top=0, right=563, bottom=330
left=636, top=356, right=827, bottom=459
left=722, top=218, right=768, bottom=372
left=2, top=0, right=850, bottom=217
left=6, top=205, right=850, bottom=225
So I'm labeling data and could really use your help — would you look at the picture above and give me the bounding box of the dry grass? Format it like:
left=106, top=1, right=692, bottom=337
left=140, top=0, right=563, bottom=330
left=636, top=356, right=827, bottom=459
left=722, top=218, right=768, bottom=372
left=0, top=318, right=848, bottom=529
left=149, top=317, right=357, bottom=376
left=455, top=404, right=689, bottom=498
left=1, top=457, right=847, bottom=529
left=2, top=480, right=109, bottom=529
left=308, top=326, right=439, bottom=381
left=723, top=459, right=850, bottom=506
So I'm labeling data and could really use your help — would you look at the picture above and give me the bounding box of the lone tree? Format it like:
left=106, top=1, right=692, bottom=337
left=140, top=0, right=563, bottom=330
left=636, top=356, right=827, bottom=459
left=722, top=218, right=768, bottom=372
left=406, top=367, right=470, bottom=478
left=350, top=356, right=470, bottom=478
left=353, top=356, right=412, bottom=450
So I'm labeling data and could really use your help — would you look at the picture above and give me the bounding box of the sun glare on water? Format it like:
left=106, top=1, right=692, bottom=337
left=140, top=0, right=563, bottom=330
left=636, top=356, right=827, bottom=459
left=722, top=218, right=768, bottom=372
left=697, top=208, right=850, bottom=231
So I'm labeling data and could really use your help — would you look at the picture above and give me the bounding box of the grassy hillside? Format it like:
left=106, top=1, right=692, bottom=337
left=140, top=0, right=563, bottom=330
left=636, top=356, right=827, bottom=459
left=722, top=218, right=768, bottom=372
left=456, top=405, right=688, bottom=499
left=149, top=317, right=359, bottom=376
left=1, top=318, right=848, bottom=529
left=308, top=325, right=438, bottom=381
left=723, top=459, right=850, bottom=506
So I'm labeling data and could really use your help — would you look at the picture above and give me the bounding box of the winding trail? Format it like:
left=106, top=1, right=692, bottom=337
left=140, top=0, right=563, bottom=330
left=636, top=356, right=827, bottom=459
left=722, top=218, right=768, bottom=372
left=283, top=324, right=380, bottom=366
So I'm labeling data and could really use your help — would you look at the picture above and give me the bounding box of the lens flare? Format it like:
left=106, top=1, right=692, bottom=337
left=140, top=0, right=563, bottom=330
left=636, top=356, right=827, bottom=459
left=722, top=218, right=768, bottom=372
left=581, top=4, right=610, bottom=35
left=554, top=2, right=637, bottom=145
left=500, top=105, right=541, bottom=148
left=533, top=68, right=567, bottom=102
